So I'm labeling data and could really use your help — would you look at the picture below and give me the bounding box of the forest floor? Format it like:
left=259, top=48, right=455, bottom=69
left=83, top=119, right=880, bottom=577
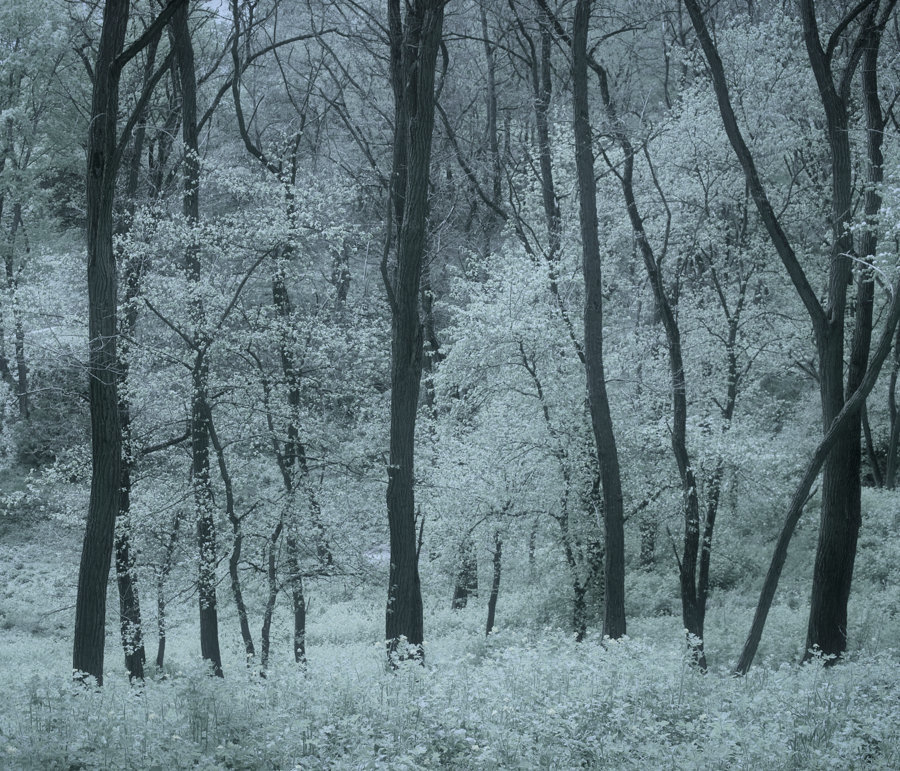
left=0, top=500, right=898, bottom=769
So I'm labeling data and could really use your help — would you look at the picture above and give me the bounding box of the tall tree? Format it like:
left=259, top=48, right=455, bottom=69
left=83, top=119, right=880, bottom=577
left=171, top=0, right=224, bottom=677
left=571, top=0, right=626, bottom=640
left=684, top=0, right=897, bottom=665
left=73, top=0, right=186, bottom=685
left=383, top=0, right=446, bottom=663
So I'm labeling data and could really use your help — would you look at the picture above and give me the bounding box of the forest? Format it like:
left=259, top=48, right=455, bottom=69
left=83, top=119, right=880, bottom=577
left=0, top=0, right=899, bottom=767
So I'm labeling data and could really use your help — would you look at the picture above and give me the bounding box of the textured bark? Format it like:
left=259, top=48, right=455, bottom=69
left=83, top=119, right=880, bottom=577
left=285, top=535, right=307, bottom=667
left=384, top=0, right=445, bottom=664
left=572, top=0, right=627, bottom=641
left=114, top=512, right=145, bottom=681
left=73, top=0, right=131, bottom=686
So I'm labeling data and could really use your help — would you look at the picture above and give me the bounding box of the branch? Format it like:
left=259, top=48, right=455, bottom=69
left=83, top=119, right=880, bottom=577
left=140, top=428, right=190, bottom=456
left=113, top=0, right=188, bottom=75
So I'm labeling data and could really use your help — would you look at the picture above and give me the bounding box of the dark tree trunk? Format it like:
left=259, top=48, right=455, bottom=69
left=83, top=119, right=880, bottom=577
left=73, top=0, right=131, bottom=687
left=228, top=516, right=255, bottom=663
left=572, top=0, right=627, bottom=641
left=485, top=531, right=502, bottom=635
left=451, top=535, right=478, bottom=610
left=173, top=1, right=223, bottom=678
left=114, top=511, right=145, bottom=681
left=639, top=517, right=656, bottom=570
left=260, top=520, right=283, bottom=675
left=383, top=0, right=445, bottom=664
left=285, top=535, right=307, bottom=667
left=155, top=509, right=183, bottom=670
left=208, top=411, right=255, bottom=663
left=111, top=29, right=162, bottom=684
left=800, top=0, right=884, bottom=662
left=74, top=0, right=185, bottom=685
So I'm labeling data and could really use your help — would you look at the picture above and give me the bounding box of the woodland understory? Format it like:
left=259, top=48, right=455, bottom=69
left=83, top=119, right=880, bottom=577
left=1, top=0, right=900, bottom=767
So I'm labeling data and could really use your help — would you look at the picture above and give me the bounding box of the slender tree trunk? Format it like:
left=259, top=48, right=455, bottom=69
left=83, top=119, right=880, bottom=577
left=485, top=531, right=502, bottom=635
left=3, top=204, right=29, bottom=421
left=684, top=0, right=894, bottom=666
left=801, top=0, right=885, bottom=662
left=384, top=0, right=445, bottom=664
left=111, top=30, right=163, bottom=684
left=155, top=508, right=184, bottom=670
left=285, top=534, right=307, bottom=667
left=114, top=509, right=145, bottom=681
left=260, top=520, right=283, bottom=675
left=572, top=0, right=626, bottom=641
left=173, top=2, right=223, bottom=677
left=451, top=535, right=478, bottom=610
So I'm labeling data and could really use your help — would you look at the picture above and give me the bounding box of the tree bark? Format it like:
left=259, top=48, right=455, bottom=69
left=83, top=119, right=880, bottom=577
left=383, top=0, right=445, bottom=664
left=571, top=0, right=626, bottom=641
left=485, top=531, right=502, bottom=635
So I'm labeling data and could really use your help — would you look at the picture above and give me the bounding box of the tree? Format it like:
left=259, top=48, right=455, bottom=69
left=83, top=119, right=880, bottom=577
left=73, top=0, right=186, bottom=686
left=383, top=0, right=447, bottom=663
left=684, top=0, right=897, bottom=665
left=571, top=0, right=626, bottom=640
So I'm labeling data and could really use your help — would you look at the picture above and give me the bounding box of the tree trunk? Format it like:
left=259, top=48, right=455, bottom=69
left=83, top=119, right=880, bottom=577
left=260, top=520, right=283, bottom=675
left=285, top=534, right=307, bottom=667
left=801, top=0, right=883, bottom=662
left=3, top=203, right=29, bottom=421
left=485, top=531, right=502, bottom=635
left=228, top=516, right=255, bottom=663
left=73, top=0, right=131, bottom=686
left=383, top=0, right=445, bottom=664
left=451, top=535, right=478, bottom=610
left=173, top=1, right=223, bottom=678
left=572, top=0, right=627, bottom=641
left=111, top=29, right=162, bottom=684
left=155, top=508, right=183, bottom=670
left=73, top=0, right=185, bottom=690
left=114, top=510, right=145, bottom=681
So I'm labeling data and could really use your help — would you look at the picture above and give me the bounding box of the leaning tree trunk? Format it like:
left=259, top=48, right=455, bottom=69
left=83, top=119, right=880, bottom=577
left=383, top=0, right=445, bottom=664
left=572, top=0, right=626, bottom=641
